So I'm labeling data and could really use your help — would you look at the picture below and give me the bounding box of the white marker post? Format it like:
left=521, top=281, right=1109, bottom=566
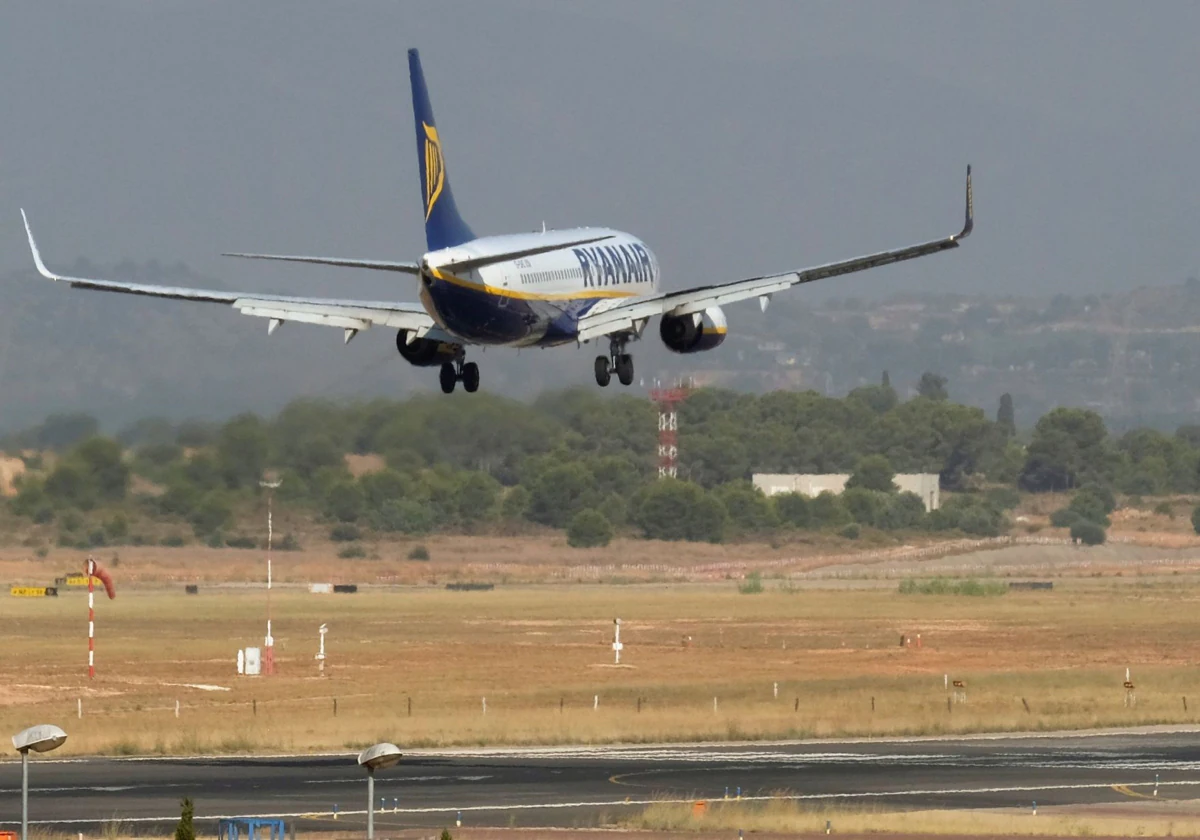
left=613, top=618, right=623, bottom=665
left=316, top=624, right=328, bottom=676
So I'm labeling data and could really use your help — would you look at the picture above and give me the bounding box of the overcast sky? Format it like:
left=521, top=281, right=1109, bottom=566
left=2, top=1, right=1197, bottom=303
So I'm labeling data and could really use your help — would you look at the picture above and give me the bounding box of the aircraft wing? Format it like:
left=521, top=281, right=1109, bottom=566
left=577, top=167, right=973, bottom=342
left=21, top=211, right=437, bottom=344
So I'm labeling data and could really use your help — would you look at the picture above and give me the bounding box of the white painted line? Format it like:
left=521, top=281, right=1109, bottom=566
left=6, top=779, right=1200, bottom=826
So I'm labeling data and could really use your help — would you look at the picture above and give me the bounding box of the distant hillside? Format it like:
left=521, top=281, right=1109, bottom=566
left=1, top=261, right=1198, bottom=432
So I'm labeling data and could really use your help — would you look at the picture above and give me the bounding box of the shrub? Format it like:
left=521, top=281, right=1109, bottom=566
left=773, top=492, right=810, bottom=528
left=189, top=492, right=232, bottom=536
left=737, top=571, right=764, bottom=594
left=86, top=529, right=107, bottom=548
left=839, top=523, right=861, bottom=540
left=846, top=454, right=897, bottom=493
left=1071, top=519, right=1106, bottom=546
left=205, top=531, right=225, bottom=548
left=898, top=577, right=1006, bottom=596
left=567, top=508, right=613, bottom=548
left=1050, top=508, right=1081, bottom=529
left=225, top=534, right=258, bottom=549
left=175, top=797, right=195, bottom=840
left=1193, top=505, right=1200, bottom=535
left=330, top=523, right=361, bottom=542
left=1154, top=501, right=1174, bottom=518
left=279, top=533, right=301, bottom=551
left=984, top=487, right=1021, bottom=511
left=408, top=544, right=430, bottom=561
left=1068, top=484, right=1115, bottom=526
left=337, top=543, right=367, bottom=559
left=161, top=533, right=187, bottom=547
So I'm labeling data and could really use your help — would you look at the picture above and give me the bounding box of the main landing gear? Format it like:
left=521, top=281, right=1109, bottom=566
left=594, top=336, right=634, bottom=387
left=439, top=355, right=480, bottom=394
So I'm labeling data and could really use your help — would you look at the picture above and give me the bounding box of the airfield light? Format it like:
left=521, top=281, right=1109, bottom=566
left=357, top=743, right=402, bottom=839
left=12, top=724, right=67, bottom=840
left=259, top=475, right=282, bottom=676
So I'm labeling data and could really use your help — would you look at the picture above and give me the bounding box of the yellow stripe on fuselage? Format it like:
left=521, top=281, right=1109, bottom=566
left=428, top=267, right=639, bottom=302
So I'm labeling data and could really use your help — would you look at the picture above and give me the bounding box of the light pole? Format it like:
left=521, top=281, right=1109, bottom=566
left=12, top=724, right=67, bottom=840
left=259, top=476, right=282, bottom=676
left=357, top=742, right=402, bottom=840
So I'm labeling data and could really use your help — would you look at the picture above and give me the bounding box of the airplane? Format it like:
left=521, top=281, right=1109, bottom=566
left=20, top=49, right=973, bottom=395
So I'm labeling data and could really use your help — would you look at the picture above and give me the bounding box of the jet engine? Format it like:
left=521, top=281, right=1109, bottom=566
left=396, top=330, right=461, bottom=366
left=659, top=306, right=728, bottom=353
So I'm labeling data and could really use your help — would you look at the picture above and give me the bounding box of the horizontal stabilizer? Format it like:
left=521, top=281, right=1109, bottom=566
left=432, top=233, right=615, bottom=274
left=222, top=252, right=421, bottom=275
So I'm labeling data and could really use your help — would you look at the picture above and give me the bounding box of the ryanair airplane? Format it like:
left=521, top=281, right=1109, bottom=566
left=21, top=49, right=973, bottom=394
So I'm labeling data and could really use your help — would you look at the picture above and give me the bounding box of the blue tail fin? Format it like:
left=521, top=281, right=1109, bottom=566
left=409, top=49, right=475, bottom=251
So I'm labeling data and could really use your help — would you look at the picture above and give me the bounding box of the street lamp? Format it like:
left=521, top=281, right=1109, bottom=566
left=356, top=742, right=402, bottom=840
left=12, top=724, right=67, bottom=840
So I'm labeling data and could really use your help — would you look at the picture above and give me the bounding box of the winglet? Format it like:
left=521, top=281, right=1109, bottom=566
left=20, top=209, right=61, bottom=280
left=957, top=165, right=974, bottom=240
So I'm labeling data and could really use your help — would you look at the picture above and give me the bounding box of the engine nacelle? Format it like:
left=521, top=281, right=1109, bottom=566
left=396, top=330, right=461, bottom=367
left=659, top=306, right=728, bottom=353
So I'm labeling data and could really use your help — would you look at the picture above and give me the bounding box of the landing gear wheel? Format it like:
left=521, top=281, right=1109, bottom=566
left=615, top=354, right=634, bottom=386
left=439, top=362, right=457, bottom=394
left=462, top=361, right=480, bottom=393
left=594, top=355, right=611, bottom=387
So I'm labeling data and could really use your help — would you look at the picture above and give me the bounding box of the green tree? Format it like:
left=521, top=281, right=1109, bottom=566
left=71, top=437, right=130, bottom=501
left=842, top=487, right=884, bottom=526
left=456, top=471, right=500, bottom=524
left=917, top=372, right=949, bottom=401
left=1068, top=484, right=1115, bottom=526
left=216, top=413, right=269, bottom=489
left=1070, top=519, right=1106, bottom=546
left=175, top=797, right=195, bottom=840
left=1191, top=505, right=1200, bottom=535
left=773, top=492, right=811, bottom=528
left=809, top=491, right=852, bottom=528
left=997, top=393, right=1015, bottom=435
left=325, top=479, right=366, bottom=523
left=846, top=454, right=897, bottom=492
left=501, top=485, right=530, bottom=520
left=527, top=462, right=600, bottom=529
left=631, top=479, right=726, bottom=543
left=876, top=492, right=927, bottom=530
left=567, top=508, right=613, bottom=548
left=1019, top=407, right=1111, bottom=492
left=371, top=499, right=435, bottom=534
left=713, top=481, right=777, bottom=534
left=190, top=492, right=232, bottom=536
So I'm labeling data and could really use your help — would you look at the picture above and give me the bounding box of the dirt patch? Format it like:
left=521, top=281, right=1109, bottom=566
left=0, top=455, right=25, bottom=497
left=345, top=453, right=387, bottom=476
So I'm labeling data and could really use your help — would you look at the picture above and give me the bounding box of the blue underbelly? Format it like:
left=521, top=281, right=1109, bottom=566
left=425, top=278, right=600, bottom=347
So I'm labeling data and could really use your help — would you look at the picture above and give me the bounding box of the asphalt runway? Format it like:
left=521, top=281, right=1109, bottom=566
left=3, top=731, right=1200, bottom=832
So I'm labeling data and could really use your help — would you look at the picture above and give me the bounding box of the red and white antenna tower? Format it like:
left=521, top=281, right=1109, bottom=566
left=649, top=379, right=693, bottom=478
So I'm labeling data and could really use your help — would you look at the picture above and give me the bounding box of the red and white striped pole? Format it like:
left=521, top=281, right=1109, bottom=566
left=87, top=556, right=96, bottom=680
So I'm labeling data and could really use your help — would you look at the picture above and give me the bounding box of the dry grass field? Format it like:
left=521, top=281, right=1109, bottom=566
left=6, top=572, right=1200, bottom=756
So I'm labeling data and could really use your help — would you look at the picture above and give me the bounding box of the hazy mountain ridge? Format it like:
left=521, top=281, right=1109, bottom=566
left=1, top=260, right=1196, bottom=433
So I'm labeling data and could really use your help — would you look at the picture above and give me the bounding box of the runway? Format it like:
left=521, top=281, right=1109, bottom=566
left=3, top=731, right=1200, bottom=831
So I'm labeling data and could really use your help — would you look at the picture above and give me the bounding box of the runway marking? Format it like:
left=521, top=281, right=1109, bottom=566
left=7, top=779, right=1200, bottom=826
left=1112, top=783, right=1162, bottom=800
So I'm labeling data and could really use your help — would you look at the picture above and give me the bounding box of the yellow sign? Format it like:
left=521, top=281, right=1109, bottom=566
left=11, top=586, right=55, bottom=597
left=423, top=122, right=445, bottom=220
left=63, top=575, right=101, bottom=587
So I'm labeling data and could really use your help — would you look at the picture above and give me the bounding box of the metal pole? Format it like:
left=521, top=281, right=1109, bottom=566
left=20, top=749, right=28, bottom=840
left=366, top=768, right=375, bottom=840
left=260, top=479, right=281, bottom=676
left=87, top=557, right=95, bottom=679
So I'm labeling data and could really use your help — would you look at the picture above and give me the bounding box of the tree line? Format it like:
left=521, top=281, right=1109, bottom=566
left=5, top=378, right=1199, bottom=548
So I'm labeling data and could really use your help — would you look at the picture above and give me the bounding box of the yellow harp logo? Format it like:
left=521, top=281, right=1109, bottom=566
left=423, top=122, right=445, bottom=220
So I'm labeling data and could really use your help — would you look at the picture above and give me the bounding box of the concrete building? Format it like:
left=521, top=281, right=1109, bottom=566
left=752, top=473, right=940, bottom=511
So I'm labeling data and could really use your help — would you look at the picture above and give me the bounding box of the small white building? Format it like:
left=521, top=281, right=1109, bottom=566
left=752, top=473, right=940, bottom=511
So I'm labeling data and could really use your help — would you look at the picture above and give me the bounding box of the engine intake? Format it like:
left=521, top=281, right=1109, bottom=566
left=396, top=330, right=461, bottom=367
left=659, top=307, right=728, bottom=353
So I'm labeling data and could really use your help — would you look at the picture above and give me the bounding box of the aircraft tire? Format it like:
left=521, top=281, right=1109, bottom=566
left=462, top=361, right=480, bottom=393
left=616, top=354, right=634, bottom=386
left=439, top=362, right=457, bottom=394
left=594, top=356, right=611, bottom=387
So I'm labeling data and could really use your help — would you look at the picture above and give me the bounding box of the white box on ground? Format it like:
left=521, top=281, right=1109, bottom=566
left=244, top=646, right=262, bottom=676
